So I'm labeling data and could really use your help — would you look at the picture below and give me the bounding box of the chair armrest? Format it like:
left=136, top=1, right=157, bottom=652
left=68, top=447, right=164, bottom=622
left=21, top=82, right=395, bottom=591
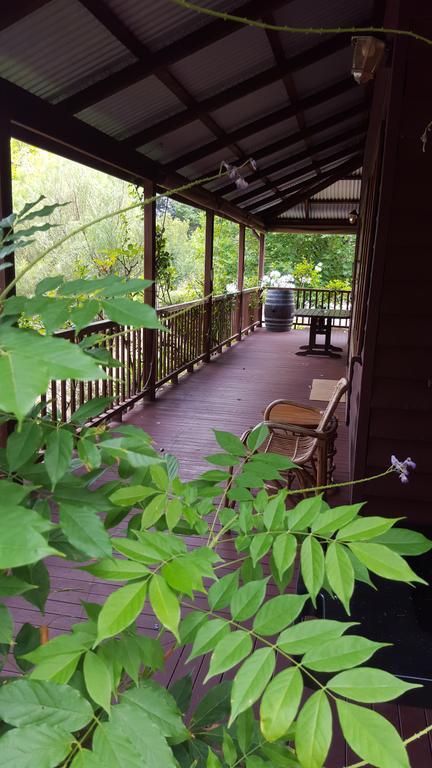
left=260, top=420, right=326, bottom=440
left=264, top=399, right=323, bottom=424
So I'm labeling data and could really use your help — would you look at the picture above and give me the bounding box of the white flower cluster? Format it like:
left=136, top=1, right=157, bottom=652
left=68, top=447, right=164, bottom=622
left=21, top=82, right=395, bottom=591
left=261, top=270, right=295, bottom=288
left=314, top=262, right=323, bottom=272
left=225, top=282, right=238, bottom=294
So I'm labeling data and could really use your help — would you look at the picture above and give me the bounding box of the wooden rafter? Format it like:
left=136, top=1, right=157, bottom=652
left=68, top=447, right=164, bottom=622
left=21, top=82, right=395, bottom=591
left=60, top=0, right=289, bottom=114
left=77, top=0, right=253, bottom=179
left=1, top=78, right=264, bottom=230
left=122, top=34, right=351, bottom=149
left=215, top=103, right=366, bottom=196
left=165, top=78, right=356, bottom=172
left=240, top=145, right=363, bottom=210
left=0, top=0, right=51, bottom=31
left=261, top=155, right=363, bottom=219
left=232, top=131, right=366, bottom=205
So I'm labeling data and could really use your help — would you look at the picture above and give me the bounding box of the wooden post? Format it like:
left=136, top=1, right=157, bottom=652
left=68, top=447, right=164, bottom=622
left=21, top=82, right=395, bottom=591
left=203, top=210, right=214, bottom=362
left=0, top=114, right=14, bottom=448
left=0, top=112, right=14, bottom=295
left=237, top=224, right=245, bottom=340
left=258, top=232, right=265, bottom=326
left=143, top=179, right=157, bottom=401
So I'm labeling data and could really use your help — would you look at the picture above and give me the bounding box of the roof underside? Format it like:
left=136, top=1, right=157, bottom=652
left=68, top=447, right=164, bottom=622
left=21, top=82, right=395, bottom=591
left=0, top=0, right=378, bottom=231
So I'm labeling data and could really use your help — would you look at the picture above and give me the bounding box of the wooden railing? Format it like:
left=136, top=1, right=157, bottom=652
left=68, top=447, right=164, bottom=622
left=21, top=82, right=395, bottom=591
left=292, top=287, right=352, bottom=328
left=46, top=288, right=262, bottom=423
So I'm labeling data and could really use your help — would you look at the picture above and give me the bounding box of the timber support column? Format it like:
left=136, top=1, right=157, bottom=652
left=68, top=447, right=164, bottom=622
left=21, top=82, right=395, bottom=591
left=258, top=232, right=265, bottom=326
left=237, top=223, right=245, bottom=340
left=203, top=210, right=214, bottom=362
left=0, top=112, right=14, bottom=448
left=143, top=179, right=157, bottom=401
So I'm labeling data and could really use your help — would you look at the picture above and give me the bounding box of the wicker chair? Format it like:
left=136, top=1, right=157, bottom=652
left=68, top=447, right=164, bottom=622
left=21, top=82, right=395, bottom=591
left=242, top=377, right=349, bottom=491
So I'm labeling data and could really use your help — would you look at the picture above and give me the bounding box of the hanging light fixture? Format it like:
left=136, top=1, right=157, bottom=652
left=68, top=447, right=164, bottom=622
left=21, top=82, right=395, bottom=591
left=351, top=36, right=386, bottom=84
left=348, top=209, right=359, bottom=225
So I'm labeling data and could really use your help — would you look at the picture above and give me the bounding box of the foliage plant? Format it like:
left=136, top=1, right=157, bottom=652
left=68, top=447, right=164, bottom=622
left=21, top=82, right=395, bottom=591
left=0, top=199, right=431, bottom=768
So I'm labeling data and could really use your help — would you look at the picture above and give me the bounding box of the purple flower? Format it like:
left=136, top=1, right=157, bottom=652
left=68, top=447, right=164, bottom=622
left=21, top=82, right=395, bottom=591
left=221, top=160, right=249, bottom=190
left=391, top=455, right=416, bottom=483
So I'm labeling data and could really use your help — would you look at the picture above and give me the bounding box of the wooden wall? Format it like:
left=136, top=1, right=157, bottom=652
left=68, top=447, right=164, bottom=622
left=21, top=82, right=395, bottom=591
left=350, top=0, right=432, bottom=524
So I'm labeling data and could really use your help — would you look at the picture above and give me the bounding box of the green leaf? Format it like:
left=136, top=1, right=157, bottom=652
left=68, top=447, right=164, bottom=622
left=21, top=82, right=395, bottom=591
left=236, top=708, right=255, bottom=754
left=71, top=397, right=114, bottom=425
left=272, top=533, right=297, bottom=580
left=325, top=542, right=354, bottom=613
left=189, top=619, right=230, bottom=661
left=374, top=528, right=432, bottom=556
left=300, top=536, right=325, bottom=606
left=205, top=453, right=241, bottom=467
left=13, top=623, right=41, bottom=672
left=97, top=580, right=148, bottom=643
left=337, top=516, right=401, bottom=541
left=0, top=604, right=13, bottom=644
left=0, top=341, right=50, bottom=422
left=249, top=532, right=272, bottom=566
left=191, top=681, right=232, bottom=727
left=162, top=558, right=204, bottom=597
left=0, top=724, right=73, bottom=768
left=0, top=679, right=92, bottom=729
left=328, top=667, right=421, bottom=702
left=149, top=574, right=180, bottom=641
left=288, top=495, right=325, bottom=531
left=207, top=747, right=223, bottom=768
left=92, top=722, right=143, bottom=768
left=14, top=562, right=50, bottom=612
left=0, top=575, right=35, bottom=598
left=302, top=635, right=388, bottom=672
left=110, top=697, right=178, bottom=766
left=166, top=498, right=183, bottom=530
left=336, top=699, right=409, bottom=768
left=59, top=504, right=111, bottom=559
left=222, top=728, right=237, bottom=765
left=348, top=542, right=427, bottom=583
left=179, top=611, right=207, bottom=644
left=121, top=681, right=188, bottom=741
left=83, top=651, right=111, bottom=714
left=206, top=631, right=252, bottom=680
left=208, top=572, right=239, bottom=612
left=260, top=667, right=303, bottom=742
left=81, top=558, right=150, bottom=581
left=229, top=648, right=275, bottom=725
left=311, top=503, right=363, bottom=534
left=246, top=424, right=269, bottom=452
left=45, top=428, right=73, bottom=489
left=170, top=674, right=193, bottom=713
left=77, top=437, right=101, bottom=469
left=295, top=691, right=332, bottom=768
left=102, top=298, right=164, bottom=329
left=69, top=748, right=101, bottom=767
left=6, top=421, right=43, bottom=471
left=214, top=430, right=247, bottom=456
left=25, top=635, right=86, bottom=684
left=0, top=506, right=57, bottom=569
left=230, top=579, right=267, bottom=621
left=277, top=619, right=358, bottom=655
left=141, top=493, right=166, bottom=529
left=253, top=594, right=308, bottom=636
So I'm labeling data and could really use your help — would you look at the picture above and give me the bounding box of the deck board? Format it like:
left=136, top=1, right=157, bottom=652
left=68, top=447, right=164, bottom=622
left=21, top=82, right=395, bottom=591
left=5, top=327, right=429, bottom=765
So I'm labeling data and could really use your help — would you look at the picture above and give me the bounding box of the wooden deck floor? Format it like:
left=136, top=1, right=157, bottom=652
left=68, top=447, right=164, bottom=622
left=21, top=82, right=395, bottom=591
left=6, top=328, right=432, bottom=766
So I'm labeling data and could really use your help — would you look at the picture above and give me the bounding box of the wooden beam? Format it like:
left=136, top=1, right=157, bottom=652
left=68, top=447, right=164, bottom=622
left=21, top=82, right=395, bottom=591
left=1, top=78, right=264, bottom=231
left=234, top=132, right=366, bottom=206
left=262, top=156, right=363, bottom=219
left=123, top=35, right=351, bottom=148
left=216, top=104, right=367, bottom=196
left=165, top=79, right=356, bottom=172
left=0, top=0, right=50, bottom=31
left=203, top=211, right=214, bottom=362
left=268, top=220, right=358, bottom=233
left=143, top=179, right=157, bottom=401
left=61, top=0, right=289, bottom=114
left=0, top=112, right=15, bottom=294
left=237, top=224, right=246, bottom=340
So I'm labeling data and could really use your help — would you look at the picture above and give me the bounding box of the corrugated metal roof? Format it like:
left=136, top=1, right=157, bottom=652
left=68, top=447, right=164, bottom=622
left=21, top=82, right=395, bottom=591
left=313, top=179, right=361, bottom=200
left=104, top=0, right=242, bottom=52
left=0, top=0, right=372, bottom=228
left=0, top=0, right=134, bottom=102
left=169, top=26, right=275, bottom=102
left=79, top=76, right=182, bottom=139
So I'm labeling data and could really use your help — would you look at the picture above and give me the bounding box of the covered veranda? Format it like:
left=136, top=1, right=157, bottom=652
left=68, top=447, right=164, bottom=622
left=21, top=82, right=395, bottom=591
left=1, top=0, right=432, bottom=765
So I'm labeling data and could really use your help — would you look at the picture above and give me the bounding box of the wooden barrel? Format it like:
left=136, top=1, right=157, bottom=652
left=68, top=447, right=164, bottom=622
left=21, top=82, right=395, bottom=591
left=264, top=288, right=295, bottom=332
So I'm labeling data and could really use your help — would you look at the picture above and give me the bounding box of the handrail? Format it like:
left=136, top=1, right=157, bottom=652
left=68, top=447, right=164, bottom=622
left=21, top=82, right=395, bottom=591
left=48, top=288, right=262, bottom=424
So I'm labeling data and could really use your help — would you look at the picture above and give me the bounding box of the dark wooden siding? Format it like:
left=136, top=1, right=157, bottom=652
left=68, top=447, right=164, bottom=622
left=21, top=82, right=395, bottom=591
left=350, top=0, right=432, bottom=524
